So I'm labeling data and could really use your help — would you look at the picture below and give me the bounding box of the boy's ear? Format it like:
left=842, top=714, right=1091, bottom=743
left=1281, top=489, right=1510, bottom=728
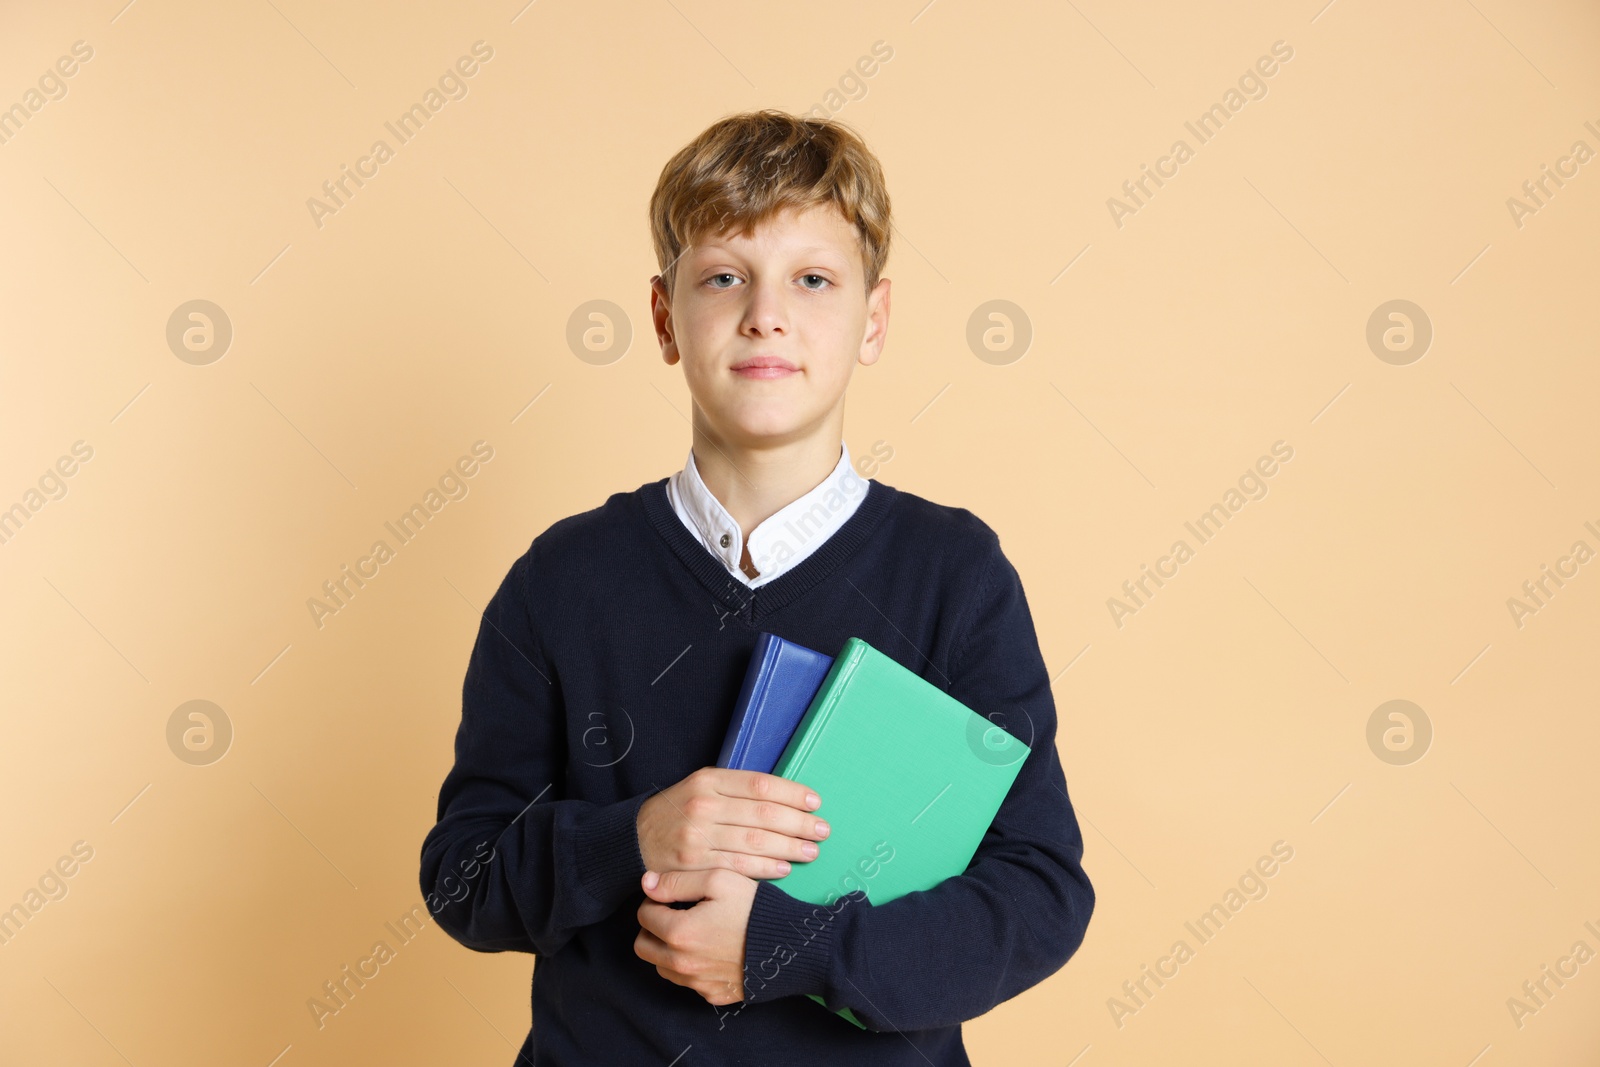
left=858, top=276, right=891, bottom=367
left=650, top=274, right=679, bottom=366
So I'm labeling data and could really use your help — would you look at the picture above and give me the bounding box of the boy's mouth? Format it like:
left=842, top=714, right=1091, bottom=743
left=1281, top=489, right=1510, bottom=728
left=729, top=355, right=799, bottom=379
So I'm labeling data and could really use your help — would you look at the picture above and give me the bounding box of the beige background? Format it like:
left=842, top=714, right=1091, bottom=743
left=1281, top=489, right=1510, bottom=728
left=3, top=0, right=1598, bottom=1063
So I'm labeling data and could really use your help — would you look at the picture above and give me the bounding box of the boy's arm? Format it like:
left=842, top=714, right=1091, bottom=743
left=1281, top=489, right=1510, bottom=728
left=419, top=544, right=658, bottom=957
left=738, top=539, right=1096, bottom=1031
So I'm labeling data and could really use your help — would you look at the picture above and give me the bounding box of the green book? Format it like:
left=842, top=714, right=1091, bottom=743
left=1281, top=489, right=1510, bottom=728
left=765, top=637, right=1031, bottom=1029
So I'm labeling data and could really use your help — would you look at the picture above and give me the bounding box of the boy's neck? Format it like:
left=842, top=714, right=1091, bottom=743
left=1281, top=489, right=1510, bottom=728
left=689, top=427, right=843, bottom=540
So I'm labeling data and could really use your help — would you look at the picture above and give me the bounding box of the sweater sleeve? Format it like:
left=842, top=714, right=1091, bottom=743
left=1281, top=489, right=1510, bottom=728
left=419, top=543, right=660, bottom=957
left=739, top=537, right=1095, bottom=1031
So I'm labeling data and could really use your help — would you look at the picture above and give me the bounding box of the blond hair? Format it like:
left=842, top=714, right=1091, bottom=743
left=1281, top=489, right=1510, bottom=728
left=649, top=109, right=892, bottom=297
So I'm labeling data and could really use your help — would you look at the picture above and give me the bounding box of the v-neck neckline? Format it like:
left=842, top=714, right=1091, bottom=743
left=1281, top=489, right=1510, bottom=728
left=638, top=475, right=896, bottom=619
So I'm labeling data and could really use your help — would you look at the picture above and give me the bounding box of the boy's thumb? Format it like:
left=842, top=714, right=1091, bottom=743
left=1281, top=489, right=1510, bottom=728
left=642, top=870, right=660, bottom=892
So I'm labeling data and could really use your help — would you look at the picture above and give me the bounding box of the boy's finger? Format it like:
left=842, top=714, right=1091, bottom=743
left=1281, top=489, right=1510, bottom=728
left=636, top=901, right=684, bottom=941
left=707, top=828, right=812, bottom=875
left=633, top=925, right=668, bottom=960
left=645, top=867, right=712, bottom=903
left=634, top=925, right=693, bottom=987
left=719, top=769, right=822, bottom=813
left=730, top=798, right=832, bottom=846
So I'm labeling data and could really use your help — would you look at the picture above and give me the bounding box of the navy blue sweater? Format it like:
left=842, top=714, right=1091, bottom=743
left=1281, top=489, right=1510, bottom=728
left=419, top=476, right=1094, bottom=1065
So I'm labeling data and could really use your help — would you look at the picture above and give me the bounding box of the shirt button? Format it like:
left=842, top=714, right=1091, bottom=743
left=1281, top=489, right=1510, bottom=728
left=719, top=533, right=731, bottom=548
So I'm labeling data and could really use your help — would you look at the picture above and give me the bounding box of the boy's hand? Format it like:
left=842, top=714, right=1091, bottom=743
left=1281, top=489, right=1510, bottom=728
left=637, top=767, right=829, bottom=880
left=635, top=868, right=757, bottom=1005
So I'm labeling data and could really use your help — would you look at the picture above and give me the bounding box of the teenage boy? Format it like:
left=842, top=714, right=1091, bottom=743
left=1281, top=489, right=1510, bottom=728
left=420, top=108, right=1094, bottom=1066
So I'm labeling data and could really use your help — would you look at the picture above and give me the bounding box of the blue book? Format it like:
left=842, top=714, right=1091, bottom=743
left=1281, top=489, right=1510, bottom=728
left=716, top=633, right=833, bottom=773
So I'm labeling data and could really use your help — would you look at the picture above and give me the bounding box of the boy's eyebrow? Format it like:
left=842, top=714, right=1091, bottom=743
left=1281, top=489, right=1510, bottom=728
left=689, top=243, right=851, bottom=264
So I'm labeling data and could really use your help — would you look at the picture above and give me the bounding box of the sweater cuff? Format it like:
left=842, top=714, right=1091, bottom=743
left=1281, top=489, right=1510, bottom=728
left=741, top=880, right=866, bottom=1004
left=572, top=789, right=656, bottom=910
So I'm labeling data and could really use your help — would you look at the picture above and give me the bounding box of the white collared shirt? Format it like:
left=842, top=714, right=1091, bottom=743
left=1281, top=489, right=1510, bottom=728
left=666, top=441, right=869, bottom=588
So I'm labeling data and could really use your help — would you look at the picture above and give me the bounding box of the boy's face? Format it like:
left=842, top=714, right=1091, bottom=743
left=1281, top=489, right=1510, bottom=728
left=651, top=203, right=890, bottom=451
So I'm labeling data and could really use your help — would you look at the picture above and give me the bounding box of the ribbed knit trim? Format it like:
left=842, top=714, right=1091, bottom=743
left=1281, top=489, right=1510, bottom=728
left=572, top=789, right=657, bottom=908
left=741, top=880, right=868, bottom=1004
left=638, top=476, right=898, bottom=619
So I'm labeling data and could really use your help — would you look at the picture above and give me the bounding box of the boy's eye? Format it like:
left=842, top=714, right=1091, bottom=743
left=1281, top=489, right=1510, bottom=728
left=704, top=273, right=831, bottom=290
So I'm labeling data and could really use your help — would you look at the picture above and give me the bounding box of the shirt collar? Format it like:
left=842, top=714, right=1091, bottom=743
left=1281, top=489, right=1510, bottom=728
left=671, top=441, right=868, bottom=586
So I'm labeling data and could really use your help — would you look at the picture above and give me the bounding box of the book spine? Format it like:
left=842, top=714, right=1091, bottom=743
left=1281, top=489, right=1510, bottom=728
left=736, top=651, right=779, bottom=766
left=774, top=640, right=866, bottom=778
left=722, top=638, right=774, bottom=769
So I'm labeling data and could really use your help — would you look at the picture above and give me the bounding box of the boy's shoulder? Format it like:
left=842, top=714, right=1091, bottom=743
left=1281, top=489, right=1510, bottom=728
left=878, top=481, right=1001, bottom=553
left=878, top=483, right=1015, bottom=602
left=520, top=477, right=665, bottom=564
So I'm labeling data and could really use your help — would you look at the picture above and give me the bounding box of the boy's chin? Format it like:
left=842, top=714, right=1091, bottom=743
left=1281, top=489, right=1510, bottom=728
left=711, top=414, right=820, bottom=448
